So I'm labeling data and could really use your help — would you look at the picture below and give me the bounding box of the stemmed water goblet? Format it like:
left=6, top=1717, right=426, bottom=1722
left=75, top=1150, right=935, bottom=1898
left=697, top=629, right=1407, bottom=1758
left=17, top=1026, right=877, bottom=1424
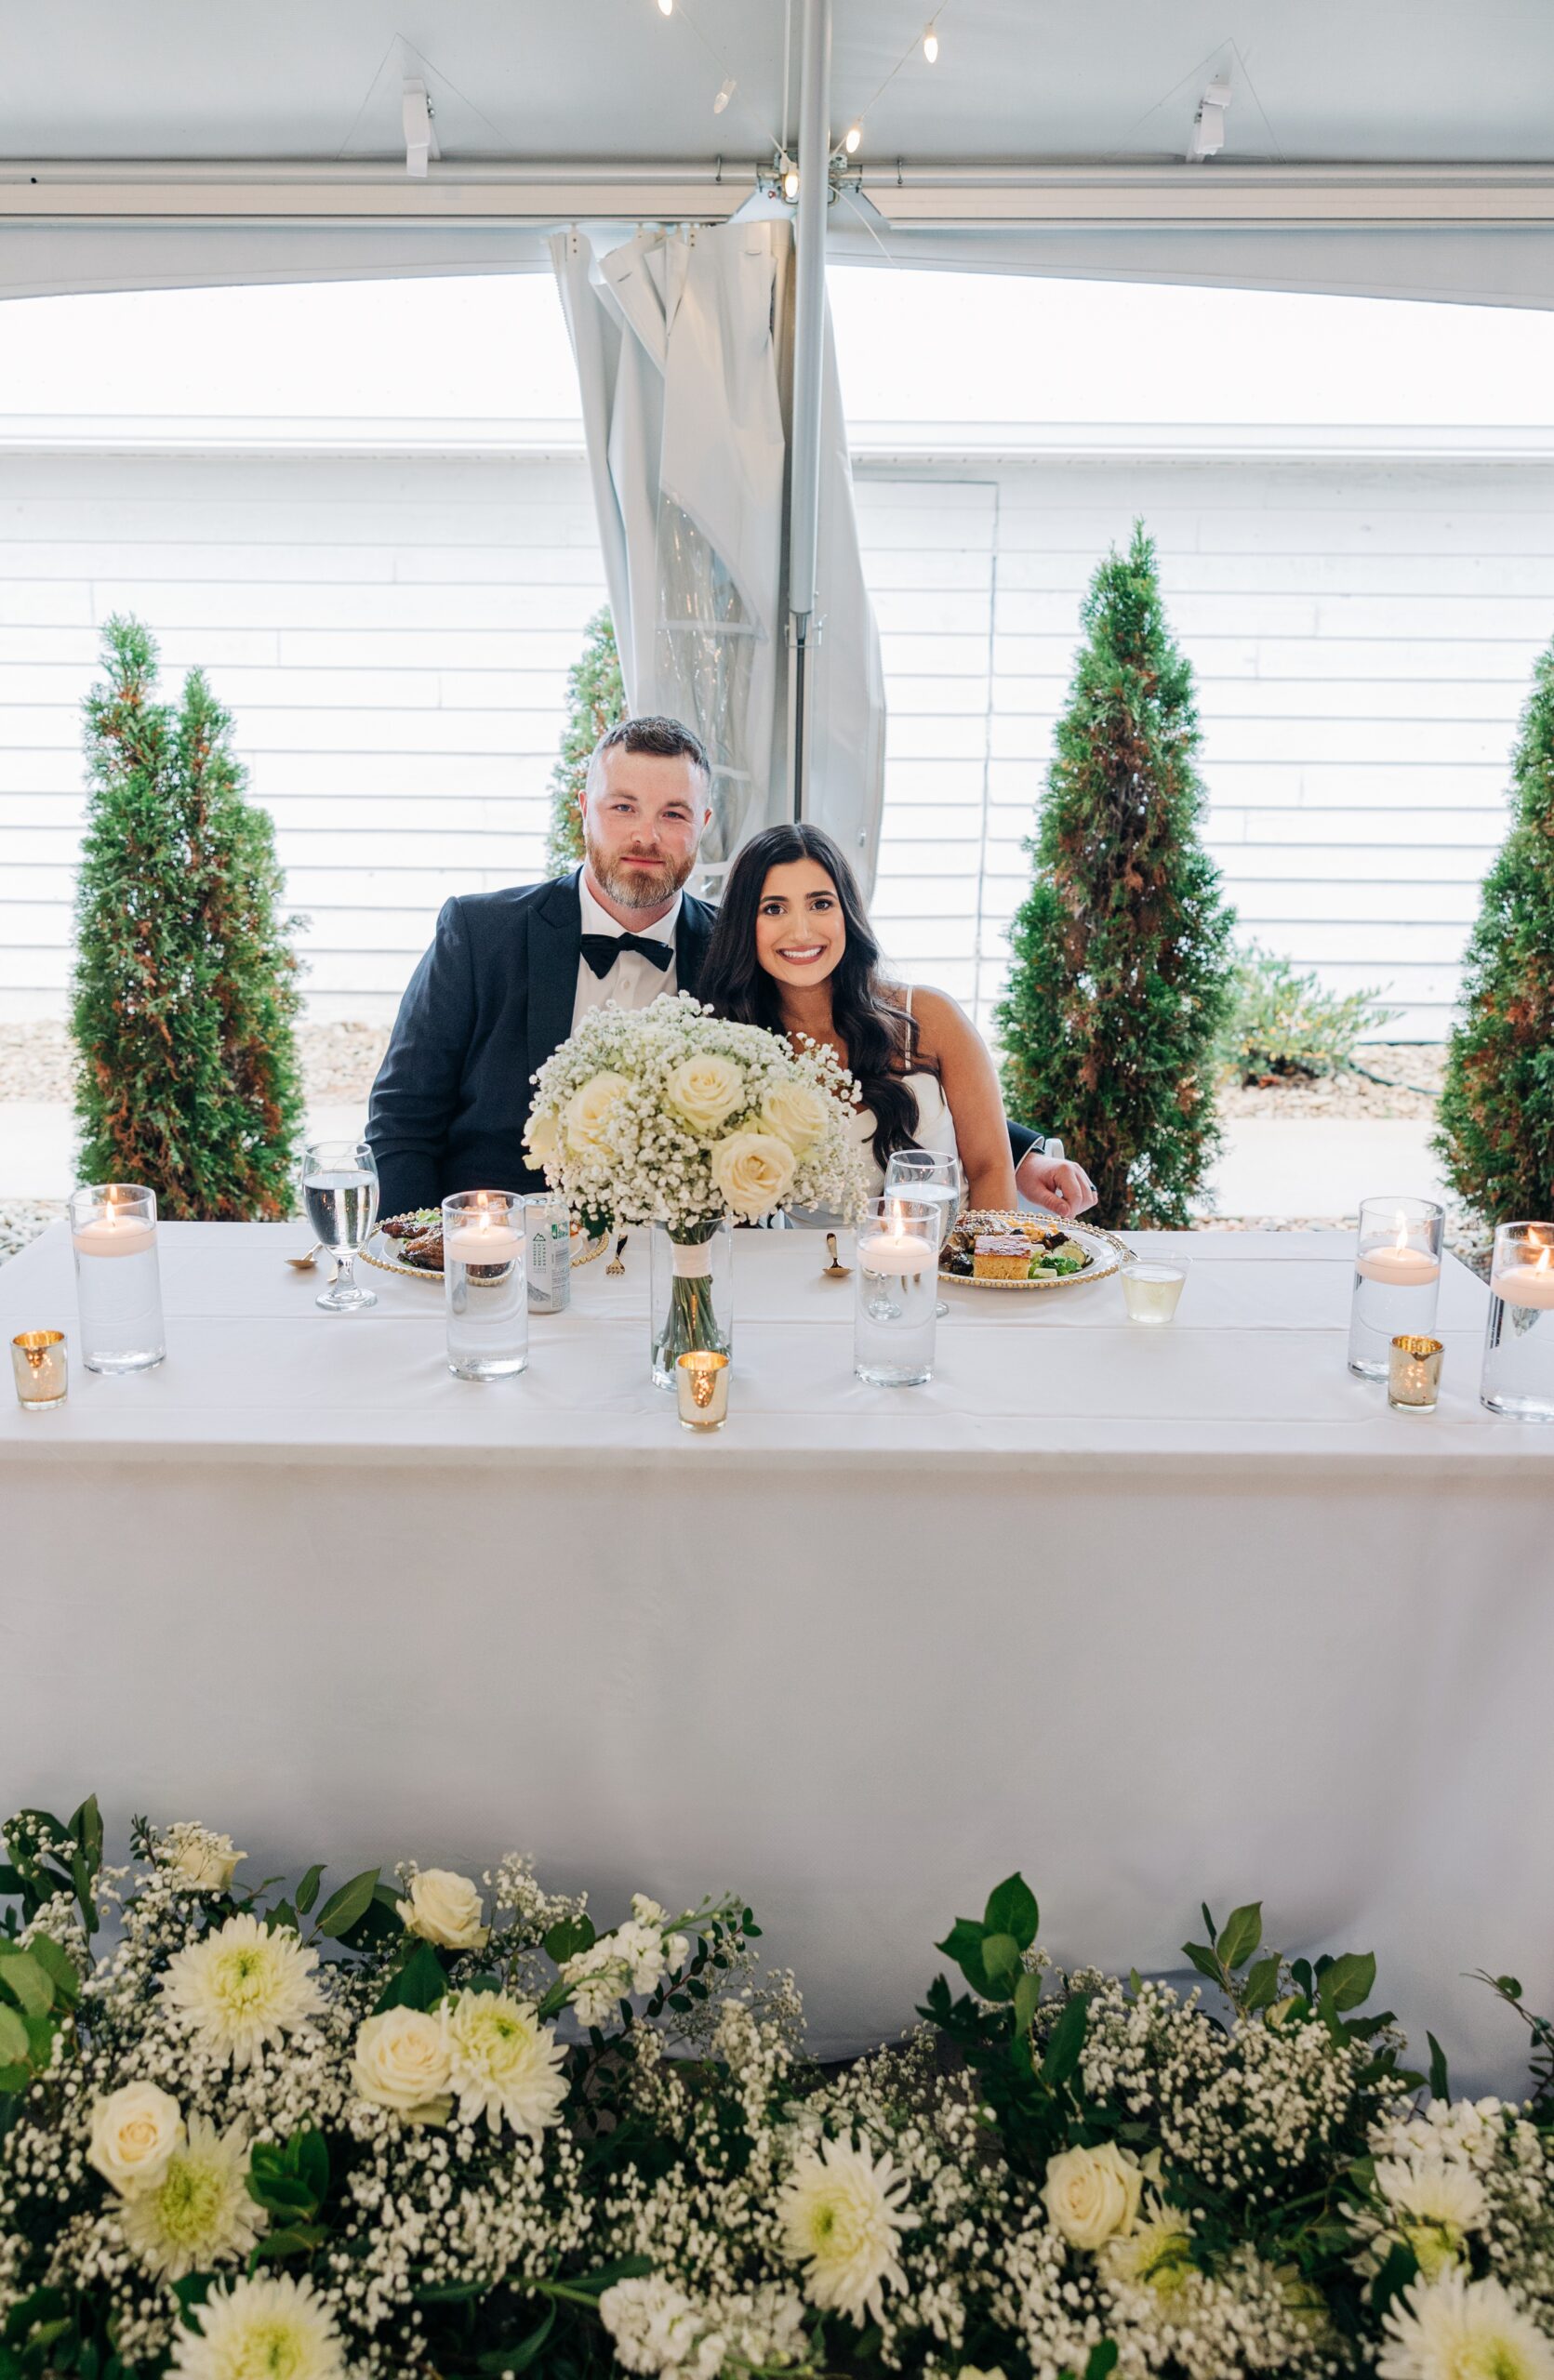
left=883, top=1149, right=964, bottom=1316
left=300, top=1138, right=379, bottom=1313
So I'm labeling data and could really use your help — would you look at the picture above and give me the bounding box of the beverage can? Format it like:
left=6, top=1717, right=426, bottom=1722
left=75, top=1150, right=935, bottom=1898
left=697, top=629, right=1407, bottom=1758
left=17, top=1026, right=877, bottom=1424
left=525, top=1198, right=571, bottom=1313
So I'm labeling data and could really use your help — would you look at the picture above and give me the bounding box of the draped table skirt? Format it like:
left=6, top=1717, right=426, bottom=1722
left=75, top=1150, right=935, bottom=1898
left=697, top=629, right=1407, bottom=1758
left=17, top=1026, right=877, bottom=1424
left=2, top=1223, right=1549, bottom=2083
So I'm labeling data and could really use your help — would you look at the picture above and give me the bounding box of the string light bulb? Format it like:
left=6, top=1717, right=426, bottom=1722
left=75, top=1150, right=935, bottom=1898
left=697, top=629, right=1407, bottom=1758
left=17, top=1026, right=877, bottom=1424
left=713, top=75, right=736, bottom=112
left=782, top=162, right=800, bottom=201
left=923, top=22, right=939, bottom=62
left=843, top=120, right=862, bottom=154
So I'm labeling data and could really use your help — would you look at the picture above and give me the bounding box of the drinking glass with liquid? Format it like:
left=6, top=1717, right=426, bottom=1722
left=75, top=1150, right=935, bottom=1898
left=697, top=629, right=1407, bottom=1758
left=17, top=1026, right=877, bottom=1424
left=883, top=1150, right=963, bottom=1317
left=301, top=1139, right=379, bottom=1313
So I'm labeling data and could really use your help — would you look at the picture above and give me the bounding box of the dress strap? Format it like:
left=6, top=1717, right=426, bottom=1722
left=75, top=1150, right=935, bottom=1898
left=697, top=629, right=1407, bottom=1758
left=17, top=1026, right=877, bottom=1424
left=904, top=984, right=914, bottom=1020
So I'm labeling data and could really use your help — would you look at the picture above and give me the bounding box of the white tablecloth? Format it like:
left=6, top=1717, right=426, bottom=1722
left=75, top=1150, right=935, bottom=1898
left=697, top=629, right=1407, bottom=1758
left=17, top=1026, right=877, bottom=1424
left=3, top=1222, right=1550, bottom=2082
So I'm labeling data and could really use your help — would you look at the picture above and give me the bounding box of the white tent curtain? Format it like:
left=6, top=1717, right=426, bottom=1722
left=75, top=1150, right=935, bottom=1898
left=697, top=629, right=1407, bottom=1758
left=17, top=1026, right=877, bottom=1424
left=552, top=218, right=884, bottom=890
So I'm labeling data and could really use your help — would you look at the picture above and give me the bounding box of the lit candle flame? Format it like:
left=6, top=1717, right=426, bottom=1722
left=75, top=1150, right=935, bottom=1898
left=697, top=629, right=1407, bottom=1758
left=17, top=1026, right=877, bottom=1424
left=1392, top=1211, right=1409, bottom=1255
left=1536, top=1244, right=1552, bottom=1278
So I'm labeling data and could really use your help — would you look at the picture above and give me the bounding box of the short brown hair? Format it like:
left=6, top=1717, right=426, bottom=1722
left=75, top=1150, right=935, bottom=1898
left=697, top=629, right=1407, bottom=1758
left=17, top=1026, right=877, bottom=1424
left=591, top=714, right=711, bottom=784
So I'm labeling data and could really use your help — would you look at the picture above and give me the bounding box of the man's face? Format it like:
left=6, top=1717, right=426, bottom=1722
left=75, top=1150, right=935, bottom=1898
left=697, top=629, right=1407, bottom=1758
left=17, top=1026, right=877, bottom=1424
left=580, top=746, right=711, bottom=910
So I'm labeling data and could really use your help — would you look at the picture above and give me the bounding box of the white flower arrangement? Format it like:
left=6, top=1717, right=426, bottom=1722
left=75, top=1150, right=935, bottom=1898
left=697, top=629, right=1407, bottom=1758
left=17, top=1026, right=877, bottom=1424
left=2, top=1805, right=1552, bottom=2380
left=525, top=994, right=865, bottom=1236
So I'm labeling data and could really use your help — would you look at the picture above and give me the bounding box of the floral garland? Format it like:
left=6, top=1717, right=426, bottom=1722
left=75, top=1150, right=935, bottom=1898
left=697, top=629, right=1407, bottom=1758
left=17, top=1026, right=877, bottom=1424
left=0, top=1803, right=1551, bottom=2380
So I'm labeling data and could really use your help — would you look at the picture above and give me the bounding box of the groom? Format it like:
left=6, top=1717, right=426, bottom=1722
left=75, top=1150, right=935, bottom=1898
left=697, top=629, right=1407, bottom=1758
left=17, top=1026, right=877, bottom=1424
left=367, top=712, right=1092, bottom=1220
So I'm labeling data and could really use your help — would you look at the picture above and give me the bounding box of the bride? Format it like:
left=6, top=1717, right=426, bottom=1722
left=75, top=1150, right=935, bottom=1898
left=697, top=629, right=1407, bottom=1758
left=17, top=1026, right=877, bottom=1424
left=698, top=822, right=1094, bottom=1214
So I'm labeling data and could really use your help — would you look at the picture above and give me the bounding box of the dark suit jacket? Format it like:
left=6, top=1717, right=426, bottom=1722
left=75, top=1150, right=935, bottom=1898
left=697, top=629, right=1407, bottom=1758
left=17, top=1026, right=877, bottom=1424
left=367, top=866, right=1041, bottom=1217
left=367, top=871, right=716, bottom=1218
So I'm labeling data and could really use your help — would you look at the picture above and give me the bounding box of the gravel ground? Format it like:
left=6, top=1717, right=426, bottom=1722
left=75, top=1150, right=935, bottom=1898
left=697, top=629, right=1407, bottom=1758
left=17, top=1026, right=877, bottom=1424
left=0, top=1200, right=65, bottom=1266
left=1216, top=1043, right=1445, bottom=1121
left=0, top=1022, right=392, bottom=1105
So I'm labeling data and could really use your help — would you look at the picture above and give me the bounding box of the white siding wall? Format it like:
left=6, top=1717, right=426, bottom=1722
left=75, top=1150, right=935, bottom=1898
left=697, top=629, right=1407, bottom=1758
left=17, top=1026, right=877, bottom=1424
left=2, top=444, right=1548, bottom=1038
left=0, top=451, right=606, bottom=1022
left=861, top=456, right=1554, bottom=1039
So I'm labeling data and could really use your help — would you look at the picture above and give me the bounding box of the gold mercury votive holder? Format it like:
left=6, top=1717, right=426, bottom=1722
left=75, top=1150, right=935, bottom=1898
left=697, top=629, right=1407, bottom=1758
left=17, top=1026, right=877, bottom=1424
left=676, top=1349, right=730, bottom=1431
left=1388, top=1334, right=1444, bottom=1411
left=12, top=1329, right=68, bottom=1408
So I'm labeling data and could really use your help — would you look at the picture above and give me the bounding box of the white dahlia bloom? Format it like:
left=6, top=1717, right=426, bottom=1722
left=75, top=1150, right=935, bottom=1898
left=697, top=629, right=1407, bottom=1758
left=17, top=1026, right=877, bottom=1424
left=1360, top=2152, right=1488, bottom=2280
left=160, top=1913, right=325, bottom=2070
left=776, top=2132, right=917, bottom=2324
left=445, top=1990, right=569, bottom=2136
left=1379, top=2269, right=1554, bottom=2380
left=169, top=2272, right=346, bottom=2380
left=1100, top=2201, right=1199, bottom=2302
left=120, top=2115, right=265, bottom=2282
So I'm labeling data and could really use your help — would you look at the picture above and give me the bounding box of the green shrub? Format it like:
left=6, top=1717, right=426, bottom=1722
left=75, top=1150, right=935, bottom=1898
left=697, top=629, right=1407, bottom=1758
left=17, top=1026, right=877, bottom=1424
left=1216, top=945, right=1399, bottom=1082
left=545, top=606, right=625, bottom=875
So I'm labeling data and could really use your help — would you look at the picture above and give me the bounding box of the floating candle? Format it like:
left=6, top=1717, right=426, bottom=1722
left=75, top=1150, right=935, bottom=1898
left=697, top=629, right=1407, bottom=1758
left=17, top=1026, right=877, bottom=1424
left=1492, top=1241, right=1554, bottom=1309
left=1356, top=1211, right=1441, bottom=1288
left=444, top=1223, right=521, bottom=1265
left=859, top=1229, right=935, bottom=1277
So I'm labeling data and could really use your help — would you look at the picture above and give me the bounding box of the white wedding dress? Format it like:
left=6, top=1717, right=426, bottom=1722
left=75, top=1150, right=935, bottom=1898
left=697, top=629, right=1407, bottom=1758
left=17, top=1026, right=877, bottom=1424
left=793, top=988, right=960, bottom=1223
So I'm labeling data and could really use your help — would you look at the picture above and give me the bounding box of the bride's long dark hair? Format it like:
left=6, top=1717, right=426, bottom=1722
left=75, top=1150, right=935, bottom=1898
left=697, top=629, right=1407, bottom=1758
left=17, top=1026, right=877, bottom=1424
left=698, top=824, right=937, bottom=1170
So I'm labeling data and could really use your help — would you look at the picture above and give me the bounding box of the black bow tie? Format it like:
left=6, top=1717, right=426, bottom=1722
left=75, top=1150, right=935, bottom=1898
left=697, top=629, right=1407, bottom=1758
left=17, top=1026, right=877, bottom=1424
left=579, top=931, right=673, bottom=979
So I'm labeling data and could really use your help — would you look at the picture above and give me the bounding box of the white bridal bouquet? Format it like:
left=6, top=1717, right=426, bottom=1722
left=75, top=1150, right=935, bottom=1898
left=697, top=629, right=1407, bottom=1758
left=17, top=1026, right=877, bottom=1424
left=525, top=994, right=867, bottom=1374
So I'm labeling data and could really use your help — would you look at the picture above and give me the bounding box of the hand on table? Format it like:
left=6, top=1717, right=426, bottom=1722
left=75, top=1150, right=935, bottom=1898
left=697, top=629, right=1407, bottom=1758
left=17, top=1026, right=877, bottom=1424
left=1016, top=1149, right=1097, bottom=1222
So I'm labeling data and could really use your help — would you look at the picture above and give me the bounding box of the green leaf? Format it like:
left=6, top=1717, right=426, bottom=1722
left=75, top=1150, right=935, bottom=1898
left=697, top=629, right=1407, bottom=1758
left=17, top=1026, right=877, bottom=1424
left=1215, top=1902, right=1262, bottom=1973
left=1370, top=2241, right=1419, bottom=2315
left=246, top=2173, right=316, bottom=2217
left=1181, top=1942, right=1223, bottom=1987
left=1200, top=1903, right=1218, bottom=1946
left=564, top=2257, right=655, bottom=2296
left=413, top=2281, right=485, bottom=2307
left=294, top=1866, right=325, bottom=1917
left=477, top=2303, right=556, bottom=2373
left=313, top=1869, right=380, bottom=1941
left=980, top=1931, right=1020, bottom=1990
left=0, top=2008, right=29, bottom=2068
left=1014, top=1969, right=1043, bottom=2036
left=255, top=2225, right=326, bottom=2259
left=1041, top=1990, right=1090, bottom=2087
left=1242, top=1954, right=1282, bottom=2013
left=936, top=1918, right=995, bottom=2000
left=544, top=1915, right=595, bottom=1964
left=982, top=1873, right=1039, bottom=1952
left=373, top=1940, right=449, bottom=2016
left=1320, top=1950, right=1377, bottom=2015
left=0, top=2060, right=30, bottom=2093
left=1427, top=2030, right=1451, bottom=2103
left=1084, top=2345, right=1120, bottom=2380
left=294, top=2125, right=328, bottom=2204
left=67, top=1796, right=103, bottom=1875
left=0, top=1953, right=51, bottom=2018
left=23, top=1935, right=79, bottom=2006
left=265, top=1900, right=299, bottom=1937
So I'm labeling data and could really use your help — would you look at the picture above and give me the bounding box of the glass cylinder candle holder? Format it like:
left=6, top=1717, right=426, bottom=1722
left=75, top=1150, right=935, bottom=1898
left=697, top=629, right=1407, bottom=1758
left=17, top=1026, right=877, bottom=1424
left=1348, top=1196, right=1443, bottom=1381
left=1480, top=1221, right=1554, bottom=1422
left=855, top=1196, right=939, bottom=1387
left=12, top=1330, right=67, bottom=1408
left=1121, top=1252, right=1190, bottom=1325
left=443, top=1191, right=529, bottom=1381
left=524, top=1196, right=571, bottom=1314
left=1388, top=1334, right=1443, bottom=1412
left=676, top=1349, right=730, bottom=1430
left=69, top=1184, right=165, bottom=1374
left=651, top=1220, right=733, bottom=1390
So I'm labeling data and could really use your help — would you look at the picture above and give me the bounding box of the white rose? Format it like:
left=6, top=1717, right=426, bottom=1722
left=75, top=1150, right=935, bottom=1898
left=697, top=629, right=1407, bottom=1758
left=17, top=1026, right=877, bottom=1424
left=525, top=1107, right=560, bottom=1162
left=1043, top=2142, right=1145, bottom=2251
left=352, top=2008, right=454, bottom=2123
left=564, top=1072, right=632, bottom=1156
left=759, top=1080, right=830, bottom=1155
left=711, top=1130, right=797, bottom=1220
left=165, top=1825, right=243, bottom=1892
left=665, top=1053, right=746, bottom=1134
left=396, top=1869, right=489, bottom=1951
left=87, top=2082, right=184, bottom=2197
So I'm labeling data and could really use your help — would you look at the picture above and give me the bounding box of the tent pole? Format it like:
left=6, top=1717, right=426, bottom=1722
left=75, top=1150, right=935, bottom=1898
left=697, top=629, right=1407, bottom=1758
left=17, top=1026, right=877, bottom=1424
left=788, top=0, right=830, bottom=826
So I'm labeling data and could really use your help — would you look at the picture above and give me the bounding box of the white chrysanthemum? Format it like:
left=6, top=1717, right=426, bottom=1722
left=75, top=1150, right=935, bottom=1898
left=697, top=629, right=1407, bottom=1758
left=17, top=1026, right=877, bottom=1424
left=169, top=2272, right=346, bottom=2380
left=160, top=1912, right=325, bottom=2070
left=1379, top=2268, right=1554, bottom=2380
left=120, top=2115, right=265, bottom=2282
left=1100, top=2202, right=1199, bottom=2302
left=1361, top=2153, right=1488, bottom=2280
left=776, top=2132, right=917, bottom=2324
left=445, top=1990, right=569, bottom=2136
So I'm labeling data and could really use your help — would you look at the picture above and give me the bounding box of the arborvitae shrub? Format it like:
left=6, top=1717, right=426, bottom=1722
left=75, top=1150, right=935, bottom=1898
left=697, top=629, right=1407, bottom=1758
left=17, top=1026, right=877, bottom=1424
left=997, top=522, right=1236, bottom=1225
left=546, top=606, right=625, bottom=874
left=71, top=615, right=304, bottom=1219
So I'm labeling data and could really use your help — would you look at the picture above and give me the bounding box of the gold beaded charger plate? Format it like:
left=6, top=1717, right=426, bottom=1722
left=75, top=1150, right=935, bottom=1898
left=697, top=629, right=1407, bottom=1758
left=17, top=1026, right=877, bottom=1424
left=938, top=1210, right=1128, bottom=1292
left=362, top=1215, right=607, bottom=1282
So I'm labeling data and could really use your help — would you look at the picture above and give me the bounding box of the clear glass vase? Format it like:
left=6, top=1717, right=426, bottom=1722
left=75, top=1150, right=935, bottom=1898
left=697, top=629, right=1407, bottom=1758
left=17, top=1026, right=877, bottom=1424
left=650, top=1220, right=733, bottom=1390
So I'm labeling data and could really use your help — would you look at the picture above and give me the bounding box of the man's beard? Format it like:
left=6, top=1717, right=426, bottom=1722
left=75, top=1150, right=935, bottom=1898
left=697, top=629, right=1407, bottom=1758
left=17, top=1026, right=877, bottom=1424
left=584, top=835, right=694, bottom=911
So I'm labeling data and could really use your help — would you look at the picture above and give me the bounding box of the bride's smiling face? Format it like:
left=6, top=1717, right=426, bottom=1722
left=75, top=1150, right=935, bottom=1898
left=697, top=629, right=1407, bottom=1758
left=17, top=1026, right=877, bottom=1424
left=754, top=859, right=847, bottom=990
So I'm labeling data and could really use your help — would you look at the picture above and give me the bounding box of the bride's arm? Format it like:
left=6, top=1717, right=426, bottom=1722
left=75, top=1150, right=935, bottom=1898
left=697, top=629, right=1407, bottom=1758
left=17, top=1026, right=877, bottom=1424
left=910, top=987, right=1018, bottom=1210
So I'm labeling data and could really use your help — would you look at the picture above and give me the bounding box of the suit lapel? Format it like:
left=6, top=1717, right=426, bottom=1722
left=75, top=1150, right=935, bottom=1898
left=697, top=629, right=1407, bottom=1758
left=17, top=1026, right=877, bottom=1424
left=526, top=871, right=582, bottom=1080
left=676, top=892, right=715, bottom=998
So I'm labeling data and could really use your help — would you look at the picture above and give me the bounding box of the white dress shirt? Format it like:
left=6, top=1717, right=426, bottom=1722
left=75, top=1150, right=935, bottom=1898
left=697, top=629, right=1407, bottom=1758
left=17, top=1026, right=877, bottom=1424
left=570, top=874, right=682, bottom=1030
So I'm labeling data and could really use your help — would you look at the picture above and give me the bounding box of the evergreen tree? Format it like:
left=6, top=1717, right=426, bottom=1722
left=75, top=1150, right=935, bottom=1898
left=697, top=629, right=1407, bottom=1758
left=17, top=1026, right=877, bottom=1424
left=71, top=615, right=304, bottom=1220
left=996, top=522, right=1235, bottom=1225
left=545, top=606, right=625, bottom=874
left=1434, top=638, right=1554, bottom=1221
